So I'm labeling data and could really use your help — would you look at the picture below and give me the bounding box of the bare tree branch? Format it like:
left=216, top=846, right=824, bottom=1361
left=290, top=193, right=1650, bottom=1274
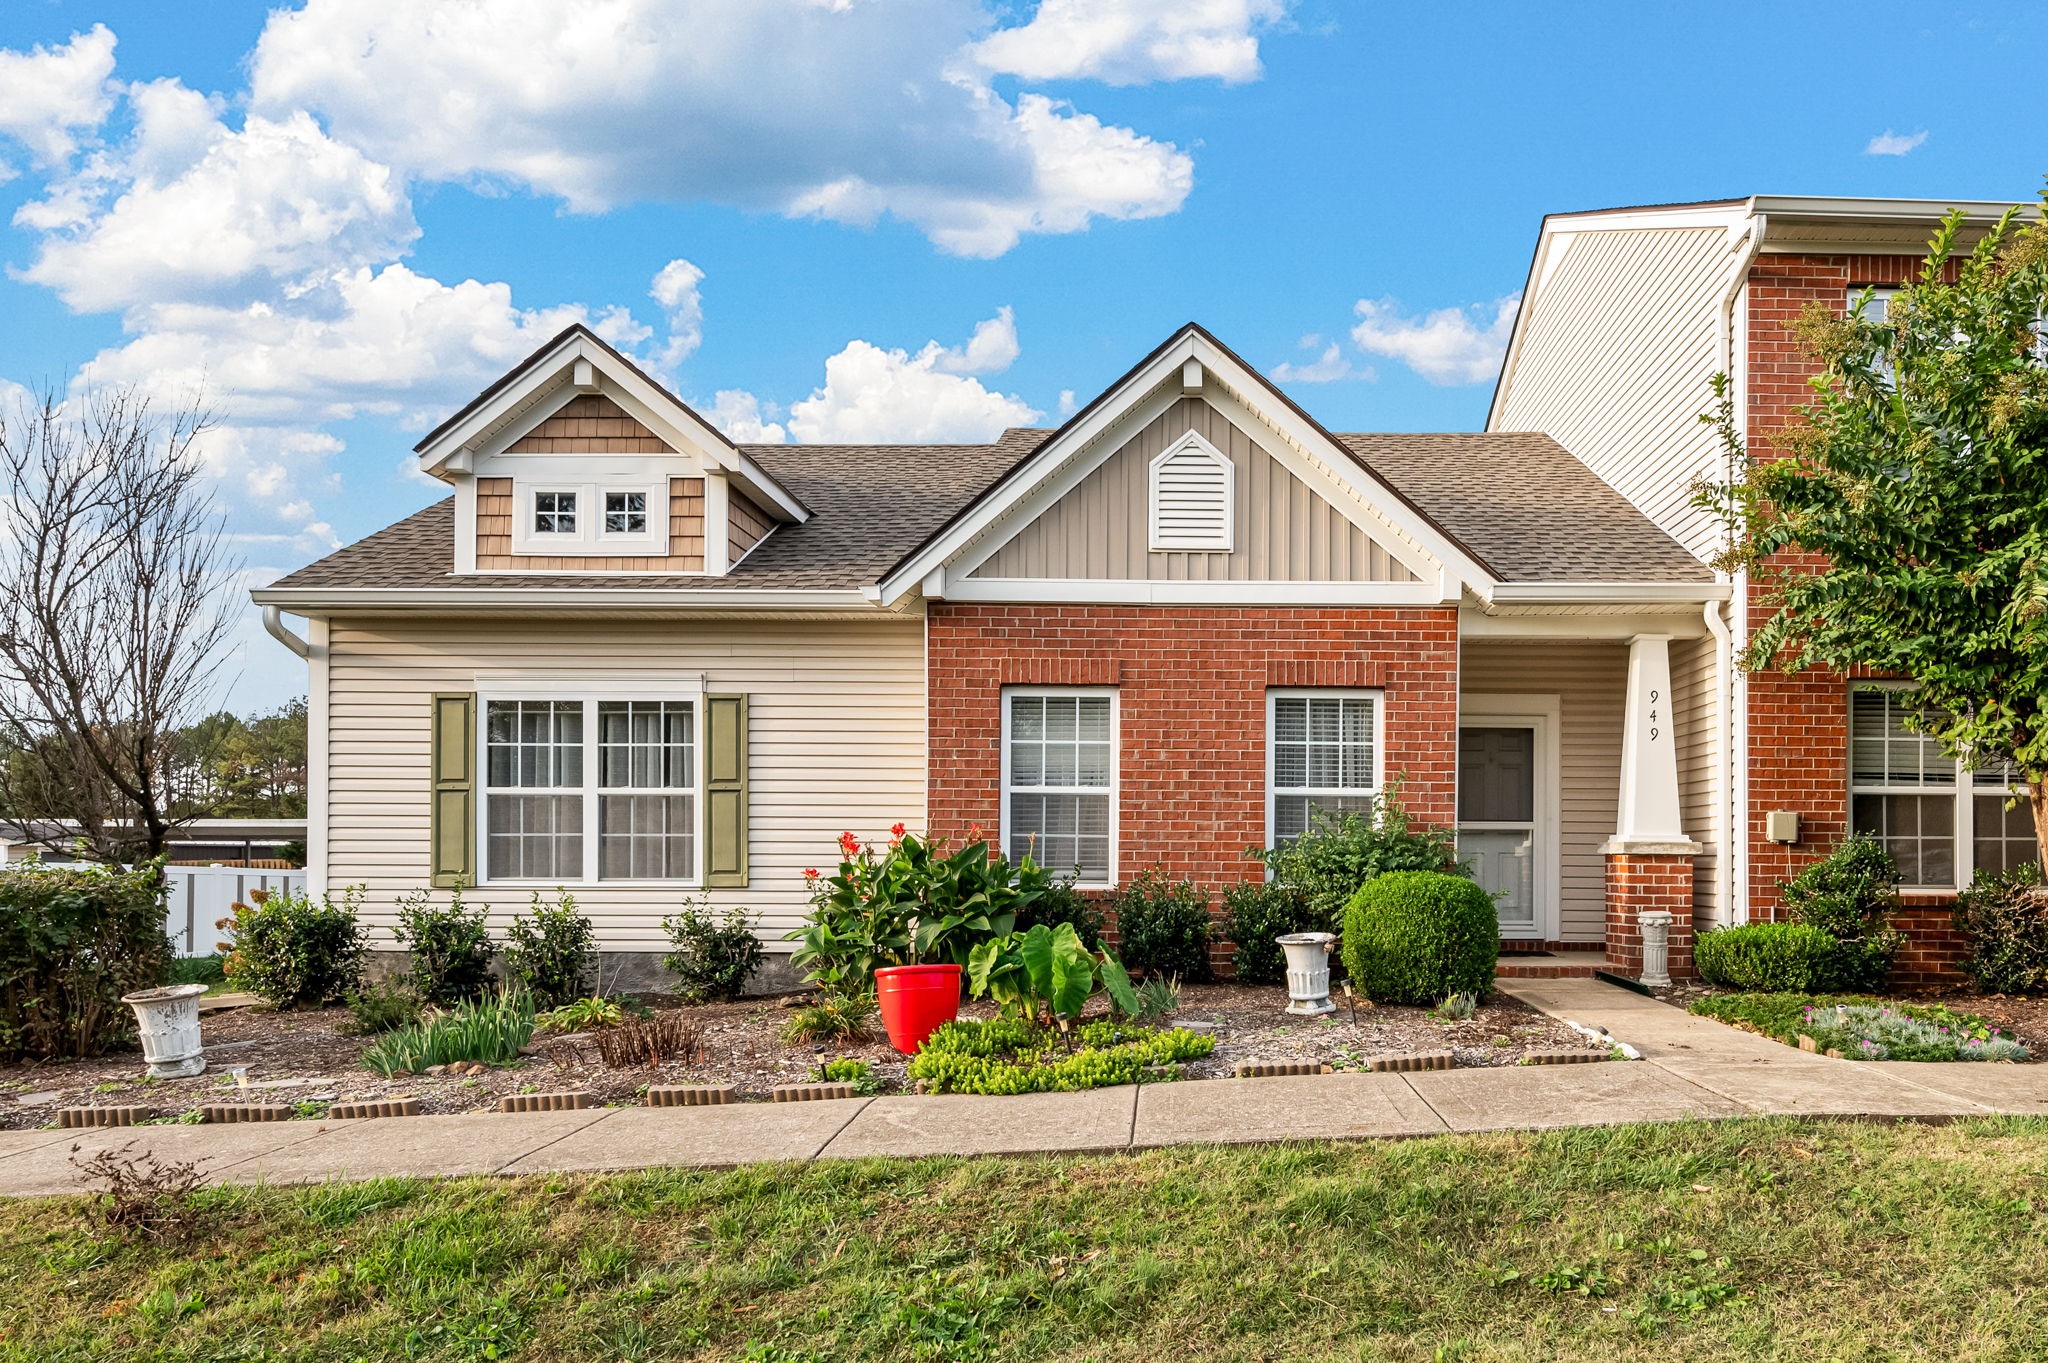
left=0, top=384, right=240, bottom=862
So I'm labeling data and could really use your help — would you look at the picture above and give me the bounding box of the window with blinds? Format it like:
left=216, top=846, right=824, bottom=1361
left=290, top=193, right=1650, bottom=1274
left=1147, top=431, right=1234, bottom=552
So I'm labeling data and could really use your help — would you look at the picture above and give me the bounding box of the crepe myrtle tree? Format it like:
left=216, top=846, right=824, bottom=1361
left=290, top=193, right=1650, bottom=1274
left=1699, top=197, right=2048, bottom=867
left=0, top=384, right=239, bottom=864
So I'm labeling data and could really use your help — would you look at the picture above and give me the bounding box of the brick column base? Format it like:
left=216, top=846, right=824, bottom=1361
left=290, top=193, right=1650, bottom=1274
left=1601, top=842, right=1700, bottom=981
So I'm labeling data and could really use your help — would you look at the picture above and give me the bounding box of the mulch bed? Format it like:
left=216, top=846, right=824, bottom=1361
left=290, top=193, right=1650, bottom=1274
left=0, top=982, right=1603, bottom=1130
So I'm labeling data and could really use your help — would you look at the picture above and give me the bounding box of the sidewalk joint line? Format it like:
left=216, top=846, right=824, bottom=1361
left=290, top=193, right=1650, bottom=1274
left=1125, top=1082, right=1138, bottom=1150
left=490, top=1107, right=618, bottom=1177
left=1397, top=1073, right=1450, bottom=1129
left=809, top=1098, right=875, bottom=1160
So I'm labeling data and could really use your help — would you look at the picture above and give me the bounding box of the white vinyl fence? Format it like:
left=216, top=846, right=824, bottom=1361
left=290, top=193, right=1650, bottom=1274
left=24, top=861, right=306, bottom=957
left=162, top=865, right=306, bottom=957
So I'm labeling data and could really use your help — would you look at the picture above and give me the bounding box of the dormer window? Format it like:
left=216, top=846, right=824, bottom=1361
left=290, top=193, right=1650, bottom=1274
left=605, top=491, right=648, bottom=536
left=534, top=491, right=578, bottom=536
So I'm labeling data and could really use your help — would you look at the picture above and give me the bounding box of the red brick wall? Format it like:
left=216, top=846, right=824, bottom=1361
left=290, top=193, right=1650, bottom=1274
left=925, top=604, right=1461, bottom=902
left=1743, top=252, right=1971, bottom=985
left=1605, top=854, right=1697, bottom=980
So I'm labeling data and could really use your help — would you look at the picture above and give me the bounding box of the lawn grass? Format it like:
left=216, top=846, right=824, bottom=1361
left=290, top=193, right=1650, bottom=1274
left=3, top=1117, right=2047, bottom=1360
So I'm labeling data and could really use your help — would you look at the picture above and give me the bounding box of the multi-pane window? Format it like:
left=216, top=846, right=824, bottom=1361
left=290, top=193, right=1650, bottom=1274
left=597, top=701, right=695, bottom=879
left=533, top=490, right=577, bottom=535
left=485, top=701, right=584, bottom=880
left=483, top=697, right=697, bottom=883
left=1005, top=691, right=1114, bottom=884
left=1270, top=692, right=1381, bottom=843
left=1850, top=686, right=2030, bottom=888
left=604, top=491, right=648, bottom=536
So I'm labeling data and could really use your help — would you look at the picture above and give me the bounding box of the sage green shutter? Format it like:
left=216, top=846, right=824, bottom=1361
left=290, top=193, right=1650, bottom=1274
left=429, top=692, right=476, bottom=888
left=704, top=693, right=749, bottom=887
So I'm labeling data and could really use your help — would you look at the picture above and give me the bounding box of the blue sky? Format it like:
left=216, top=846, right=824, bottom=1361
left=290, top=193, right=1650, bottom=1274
left=1, top=0, right=2043, bottom=709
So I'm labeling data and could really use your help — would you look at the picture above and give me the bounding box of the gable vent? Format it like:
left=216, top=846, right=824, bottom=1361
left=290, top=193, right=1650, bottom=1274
left=1148, top=431, right=1235, bottom=552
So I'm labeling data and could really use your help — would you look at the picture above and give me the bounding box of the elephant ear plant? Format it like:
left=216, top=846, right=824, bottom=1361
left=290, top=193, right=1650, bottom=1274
left=967, top=922, right=1143, bottom=1025
left=788, top=826, right=1050, bottom=995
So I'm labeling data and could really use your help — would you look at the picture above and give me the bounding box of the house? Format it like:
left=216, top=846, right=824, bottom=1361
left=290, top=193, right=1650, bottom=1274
left=253, top=193, right=2023, bottom=989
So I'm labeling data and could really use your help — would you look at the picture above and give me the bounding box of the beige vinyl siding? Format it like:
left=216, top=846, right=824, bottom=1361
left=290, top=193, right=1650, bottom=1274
left=970, top=397, right=1416, bottom=583
left=323, top=614, right=924, bottom=949
left=1670, top=634, right=1723, bottom=929
left=1490, top=227, right=1730, bottom=562
left=1460, top=640, right=1625, bottom=943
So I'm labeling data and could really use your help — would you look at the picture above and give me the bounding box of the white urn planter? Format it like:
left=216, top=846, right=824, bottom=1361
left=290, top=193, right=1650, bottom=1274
left=120, top=983, right=210, bottom=1079
left=1276, top=931, right=1337, bottom=1016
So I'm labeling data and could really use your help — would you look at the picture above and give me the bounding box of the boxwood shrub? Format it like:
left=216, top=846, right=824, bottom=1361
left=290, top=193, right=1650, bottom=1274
left=1222, top=879, right=1322, bottom=985
left=1952, top=862, right=2048, bottom=995
left=1693, top=921, right=1839, bottom=992
left=1340, top=870, right=1497, bottom=1006
left=0, top=859, right=171, bottom=1060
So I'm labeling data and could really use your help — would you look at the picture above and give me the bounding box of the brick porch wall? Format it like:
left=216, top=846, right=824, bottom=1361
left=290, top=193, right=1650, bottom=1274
left=925, top=604, right=1462, bottom=956
left=1741, top=251, right=1977, bottom=983
left=1604, top=853, right=1697, bottom=980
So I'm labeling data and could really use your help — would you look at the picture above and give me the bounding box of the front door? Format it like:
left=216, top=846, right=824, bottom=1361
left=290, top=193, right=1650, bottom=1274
left=1459, top=722, right=1541, bottom=937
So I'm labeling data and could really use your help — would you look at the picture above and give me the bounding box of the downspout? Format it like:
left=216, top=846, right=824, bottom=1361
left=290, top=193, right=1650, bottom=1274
left=1714, top=211, right=1767, bottom=925
left=261, top=604, right=310, bottom=658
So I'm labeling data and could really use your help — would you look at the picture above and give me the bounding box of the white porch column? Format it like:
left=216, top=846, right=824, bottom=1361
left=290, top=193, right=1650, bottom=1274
left=1609, top=634, right=1694, bottom=848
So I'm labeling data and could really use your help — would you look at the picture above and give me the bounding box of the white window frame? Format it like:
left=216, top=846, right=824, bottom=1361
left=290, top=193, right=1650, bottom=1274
left=1265, top=688, right=1385, bottom=851
left=1000, top=687, right=1119, bottom=889
left=511, top=479, right=666, bottom=556
left=1850, top=681, right=2028, bottom=892
left=1147, top=429, right=1235, bottom=552
left=477, top=680, right=705, bottom=888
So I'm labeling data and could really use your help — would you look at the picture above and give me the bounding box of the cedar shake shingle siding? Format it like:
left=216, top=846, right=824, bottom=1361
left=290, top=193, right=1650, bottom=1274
left=475, top=475, right=708, bottom=571
left=728, top=489, right=773, bottom=565
left=504, top=394, right=673, bottom=453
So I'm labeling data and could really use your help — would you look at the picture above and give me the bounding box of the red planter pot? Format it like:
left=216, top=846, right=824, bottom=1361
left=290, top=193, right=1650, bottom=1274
left=874, top=963, right=962, bottom=1055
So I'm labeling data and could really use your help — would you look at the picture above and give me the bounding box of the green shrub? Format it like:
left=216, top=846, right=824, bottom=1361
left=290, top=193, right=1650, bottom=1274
left=906, top=1017, right=1215, bottom=1094
left=0, top=859, right=171, bottom=1060
left=502, top=891, right=595, bottom=1009
left=1953, top=862, right=2048, bottom=994
left=788, top=827, right=1046, bottom=995
left=222, top=885, right=368, bottom=1009
left=1109, top=869, right=1214, bottom=981
left=393, top=885, right=495, bottom=1005
left=342, top=979, right=423, bottom=1035
left=536, top=996, right=624, bottom=1032
left=661, top=898, right=764, bottom=1003
left=361, top=986, right=536, bottom=1076
left=1254, top=788, right=1461, bottom=925
left=1778, top=837, right=1905, bottom=990
left=1011, top=877, right=1105, bottom=952
left=167, top=955, right=226, bottom=990
left=1221, top=879, right=1321, bottom=984
left=966, top=921, right=1141, bottom=1023
left=1340, top=871, right=1497, bottom=1006
left=1693, top=922, right=1840, bottom=992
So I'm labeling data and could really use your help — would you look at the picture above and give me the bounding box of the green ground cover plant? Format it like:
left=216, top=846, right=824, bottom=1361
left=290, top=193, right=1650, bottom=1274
left=5, top=1118, right=2048, bottom=1360
left=907, top=1017, right=1214, bottom=1094
left=361, top=986, right=537, bottom=1077
left=1690, top=992, right=2026, bottom=1062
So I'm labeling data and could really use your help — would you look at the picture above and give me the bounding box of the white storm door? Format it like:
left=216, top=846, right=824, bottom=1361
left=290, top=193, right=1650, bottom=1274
left=1457, top=705, right=1557, bottom=941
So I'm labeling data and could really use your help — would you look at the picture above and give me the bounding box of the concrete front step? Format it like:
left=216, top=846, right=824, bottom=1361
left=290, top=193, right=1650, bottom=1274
left=1496, top=955, right=1617, bottom=979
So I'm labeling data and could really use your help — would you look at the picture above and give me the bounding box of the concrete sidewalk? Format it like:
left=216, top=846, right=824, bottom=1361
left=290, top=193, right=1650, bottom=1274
left=3, top=980, right=2042, bottom=1200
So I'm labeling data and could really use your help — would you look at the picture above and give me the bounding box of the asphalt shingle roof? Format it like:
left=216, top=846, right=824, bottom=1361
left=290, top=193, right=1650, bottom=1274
left=267, top=427, right=1709, bottom=594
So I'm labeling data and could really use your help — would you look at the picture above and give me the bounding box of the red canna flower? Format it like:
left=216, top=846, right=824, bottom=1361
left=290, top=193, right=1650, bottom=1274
left=966, top=821, right=985, bottom=842
left=803, top=867, right=820, bottom=881
left=838, top=830, right=861, bottom=859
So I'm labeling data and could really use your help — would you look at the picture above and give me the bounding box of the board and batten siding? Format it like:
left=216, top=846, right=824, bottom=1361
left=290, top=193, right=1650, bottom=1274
left=1490, top=226, right=1730, bottom=563
left=1669, top=634, right=1724, bottom=929
left=969, top=397, right=1417, bottom=583
left=322, top=615, right=925, bottom=949
left=1460, top=640, right=1626, bottom=943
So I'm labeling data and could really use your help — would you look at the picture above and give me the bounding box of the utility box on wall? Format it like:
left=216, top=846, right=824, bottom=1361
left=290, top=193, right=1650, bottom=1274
left=1765, top=810, right=1801, bottom=845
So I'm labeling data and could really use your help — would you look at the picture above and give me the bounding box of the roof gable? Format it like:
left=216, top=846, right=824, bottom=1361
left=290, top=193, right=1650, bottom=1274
left=879, top=323, right=1495, bottom=605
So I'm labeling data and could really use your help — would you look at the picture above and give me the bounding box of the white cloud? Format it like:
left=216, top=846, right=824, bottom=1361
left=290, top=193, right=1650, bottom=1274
left=247, top=0, right=1192, bottom=257
left=649, top=258, right=706, bottom=371
left=1864, top=128, right=1928, bottom=156
left=0, top=24, right=118, bottom=168
left=972, top=0, right=1285, bottom=86
left=931, top=306, right=1020, bottom=375
left=1349, top=295, right=1519, bottom=386
left=1057, top=388, right=1078, bottom=417
left=786, top=312, right=1042, bottom=442
left=1270, top=335, right=1352, bottom=383
left=706, top=390, right=788, bottom=444
left=20, top=102, right=417, bottom=313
